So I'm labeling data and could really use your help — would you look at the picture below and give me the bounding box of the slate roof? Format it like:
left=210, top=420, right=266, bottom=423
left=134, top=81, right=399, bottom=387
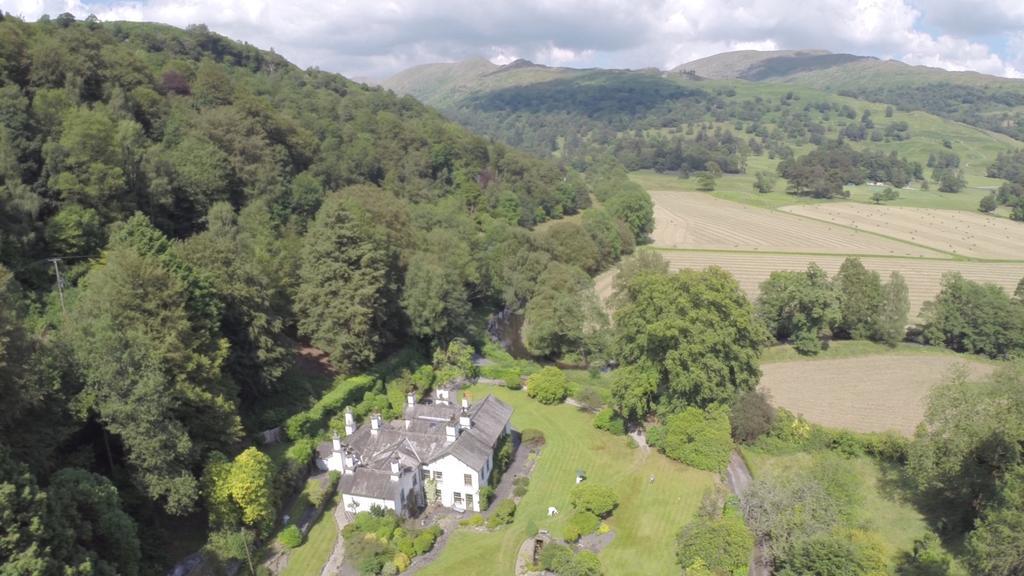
left=319, top=394, right=513, bottom=500
left=338, top=468, right=395, bottom=501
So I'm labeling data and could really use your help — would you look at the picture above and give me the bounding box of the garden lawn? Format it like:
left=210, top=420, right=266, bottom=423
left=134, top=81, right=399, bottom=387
left=279, top=497, right=338, bottom=576
left=418, top=386, right=716, bottom=576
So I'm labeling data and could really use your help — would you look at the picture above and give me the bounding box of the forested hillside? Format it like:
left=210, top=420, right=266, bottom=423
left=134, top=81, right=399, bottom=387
left=672, top=49, right=1024, bottom=142
left=385, top=56, right=1024, bottom=215
left=0, top=13, right=650, bottom=573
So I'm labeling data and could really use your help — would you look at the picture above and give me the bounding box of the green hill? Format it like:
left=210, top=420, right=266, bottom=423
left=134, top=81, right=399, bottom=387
left=384, top=56, right=1022, bottom=211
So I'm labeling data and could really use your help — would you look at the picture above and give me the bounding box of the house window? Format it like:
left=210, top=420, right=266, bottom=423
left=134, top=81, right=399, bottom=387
left=433, top=471, right=443, bottom=482
left=434, top=487, right=441, bottom=500
left=466, top=493, right=474, bottom=510
left=454, top=492, right=463, bottom=506
left=464, top=473, right=472, bottom=487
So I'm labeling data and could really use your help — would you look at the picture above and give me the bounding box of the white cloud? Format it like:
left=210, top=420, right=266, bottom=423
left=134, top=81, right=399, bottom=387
left=4, top=0, right=1023, bottom=80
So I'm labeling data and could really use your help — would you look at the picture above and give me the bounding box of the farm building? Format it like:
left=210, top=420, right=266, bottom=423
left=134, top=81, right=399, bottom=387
left=317, top=388, right=513, bottom=516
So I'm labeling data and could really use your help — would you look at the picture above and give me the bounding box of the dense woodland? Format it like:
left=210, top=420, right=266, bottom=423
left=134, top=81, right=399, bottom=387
left=3, top=12, right=1024, bottom=576
left=0, top=14, right=651, bottom=573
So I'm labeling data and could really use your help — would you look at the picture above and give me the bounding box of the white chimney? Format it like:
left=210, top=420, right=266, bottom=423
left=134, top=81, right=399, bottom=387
left=390, top=457, right=400, bottom=482
left=436, top=388, right=450, bottom=405
left=343, top=450, right=355, bottom=475
left=459, top=408, right=472, bottom=430
left=445, top=420, right=458, bottom=442
left=332, top=431, right=342, bottom=453
left=344, top=408, right=355, bottom=436
left=407, top=391, right=416, bottom=407
left=461, top=397, right=469, bottom=410
left=370, top=413, right=381, bottom=435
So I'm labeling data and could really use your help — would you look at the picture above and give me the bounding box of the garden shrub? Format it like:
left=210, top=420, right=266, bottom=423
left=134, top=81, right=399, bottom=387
left=730, top=390, right=775, bottom=443
left=411, top=528, right=436, bottom=553
left=285, top=375, right=377, bottom=440
left=342, top=510, right=442, bottom=571
left=593, top=407, right=626, bottom=435
left=487, top=499, right=516, bottom=528
left=541, top=543, right=603, bottom=575
left=526, top=367, right=570, bottom=405
left=459, top=514, right=484, bottom=527
left=567, top=511, right=600, bottom=538
left=277, top=525, right=302, bottom=549
left=521, top=428, right=546, bottom=446
left=513, top=476, right=530, bottom=497
left=649, top=405, right=733, bottom=472
left=392, top=552, right=410, bottom=572
left=480, top=486, right=495, bottom=508
left=675, top=512, right=753, bottom=574
left=569, top=483, right=619, bottom=518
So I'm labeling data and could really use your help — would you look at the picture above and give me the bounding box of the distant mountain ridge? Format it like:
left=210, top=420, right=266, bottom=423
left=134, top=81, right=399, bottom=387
left=383, top=48, right=1024, bottom=143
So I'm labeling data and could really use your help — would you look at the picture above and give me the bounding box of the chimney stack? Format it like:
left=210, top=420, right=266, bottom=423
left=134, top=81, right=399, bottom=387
left=445, top=420, right=458, bottom=442
left=461, top=396, right=469, bottom=410
left=332, top=431, right=342, bottom=453
left=370, top=413, right=381, bottom=435
left=344, top=408, right=355, bottom=436
left=459, top=408, right=472, bottom=430
left=342, top=450, right=355, bottom=475
left=390, top=456, right=400, bottom=482
left=436, top=388, right=450, bottom=405
left=407, top=391, right=416, bottom=407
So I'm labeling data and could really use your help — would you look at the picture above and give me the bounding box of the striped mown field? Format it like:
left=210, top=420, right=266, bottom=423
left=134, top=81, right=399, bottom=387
left=652, top=250, right=1024, bottom=320
left=418, top=386, right=715, bottom=576
left=760, top=354, right=995, bottom=435
left=650, top=190, right=945, bottom=257
left=781, top=202, right=1024, bottom=260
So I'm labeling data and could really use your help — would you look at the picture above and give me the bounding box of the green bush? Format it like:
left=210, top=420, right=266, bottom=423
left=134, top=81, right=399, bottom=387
left=480, top=486, right=495, bottom=508
left=459, top=514, right=484, bottom=527
left=541, top=543, right=603, bottom=575
left=649, top=405, right=733, bottom=472
left=569, top=483, right=618, bottom=518
left=526, top=367, right=570, bottom=405
left=277, top=525, right=302, bottom=549
left=487, top=499, right=516, bottom=528
left=413, top=530, right=438, bottom=556
left=566, top=511, right=600, bottom=539
left=676, top=513, right=753, bottom=574
left=513, top=476, right=530, bottom=498
left=593, top=407, right=626, bottom=435
left=521, top=428, right=546, bottom=446
left=730, top=390, right=775, bottom=444
left=284, top=375, right=377, bottom=440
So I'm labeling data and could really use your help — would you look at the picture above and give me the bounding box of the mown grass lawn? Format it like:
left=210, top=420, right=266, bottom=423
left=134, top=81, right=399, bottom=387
left=279, top=498, right=338, bottom=576
left=759, top=340, right=1001, bottom=365
left=418, top=386, right=715, bottom=576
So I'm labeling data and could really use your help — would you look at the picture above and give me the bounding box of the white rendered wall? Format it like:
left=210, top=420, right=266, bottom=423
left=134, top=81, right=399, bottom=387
left=423, top=455, right=482, bottom=512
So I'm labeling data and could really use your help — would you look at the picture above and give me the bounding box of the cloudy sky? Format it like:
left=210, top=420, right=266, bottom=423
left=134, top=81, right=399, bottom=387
left=7, top=0, right=1024, bottom=80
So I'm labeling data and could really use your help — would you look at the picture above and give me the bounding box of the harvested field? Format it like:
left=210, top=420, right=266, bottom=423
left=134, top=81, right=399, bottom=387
left=650, top=191, right=944, bottom=257
left=759, top=355, right=994, bottom=435
left=781, top=202, right=1024, bottom=260
left=655, top=250, right=1024, bottom=319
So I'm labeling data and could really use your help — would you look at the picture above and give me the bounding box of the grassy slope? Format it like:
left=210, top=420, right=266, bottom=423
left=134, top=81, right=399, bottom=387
left=741, top=449, right=938, bottom=566
left=418, top=386, right=715, bottom=576
left=279, top=498, right=338, bottom=576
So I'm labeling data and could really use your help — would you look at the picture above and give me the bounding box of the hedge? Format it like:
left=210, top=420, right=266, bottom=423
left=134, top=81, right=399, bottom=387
left=284, top=374, right=377, bottom=440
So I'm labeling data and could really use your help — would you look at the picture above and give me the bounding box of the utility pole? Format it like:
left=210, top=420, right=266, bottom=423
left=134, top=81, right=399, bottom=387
left=48, top=258, right=67, bottom=320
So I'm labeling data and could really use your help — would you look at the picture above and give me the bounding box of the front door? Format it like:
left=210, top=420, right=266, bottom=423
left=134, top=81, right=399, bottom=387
left=466, top=493, right=474, bottom=511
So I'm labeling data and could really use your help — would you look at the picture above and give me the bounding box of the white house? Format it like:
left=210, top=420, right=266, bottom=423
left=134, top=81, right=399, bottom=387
left=316, top=389, right=513, bottom=516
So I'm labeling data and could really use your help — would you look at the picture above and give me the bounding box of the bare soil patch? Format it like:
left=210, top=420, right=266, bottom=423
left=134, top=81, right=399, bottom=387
left=759, top=355, right=994, bottom=435
left=650, top=191, right=943, bottom=257
left=781, top=202, right=1024, bottom=260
